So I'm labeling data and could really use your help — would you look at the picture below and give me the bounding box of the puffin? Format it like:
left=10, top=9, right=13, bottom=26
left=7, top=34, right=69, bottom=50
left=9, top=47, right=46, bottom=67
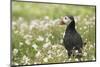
left=60, top=16, right=83, bottom=58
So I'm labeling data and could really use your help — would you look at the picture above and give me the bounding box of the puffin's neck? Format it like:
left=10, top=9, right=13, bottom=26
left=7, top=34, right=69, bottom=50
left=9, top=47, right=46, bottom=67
left=66, top=20, right=75, bottom=31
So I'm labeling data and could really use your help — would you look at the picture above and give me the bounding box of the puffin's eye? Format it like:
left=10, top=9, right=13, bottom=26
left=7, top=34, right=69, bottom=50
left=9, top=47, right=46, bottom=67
left=65, top=17, right=67, bottom=20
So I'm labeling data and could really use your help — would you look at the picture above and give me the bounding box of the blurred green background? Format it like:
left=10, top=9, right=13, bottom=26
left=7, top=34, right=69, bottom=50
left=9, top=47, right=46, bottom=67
left=12, top=1, right=96, bottom=65
left=12, top=2, right=95, bottom=20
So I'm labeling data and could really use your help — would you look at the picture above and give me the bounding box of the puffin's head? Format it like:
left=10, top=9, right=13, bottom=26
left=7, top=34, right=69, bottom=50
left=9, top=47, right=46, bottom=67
left=60, top=16, right=74, bottom=25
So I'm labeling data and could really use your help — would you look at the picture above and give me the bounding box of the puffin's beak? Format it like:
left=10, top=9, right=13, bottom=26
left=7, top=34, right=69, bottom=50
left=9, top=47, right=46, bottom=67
left=60, top=20, right=65, bottom=25
left=59, top=17, right=65, bottom=25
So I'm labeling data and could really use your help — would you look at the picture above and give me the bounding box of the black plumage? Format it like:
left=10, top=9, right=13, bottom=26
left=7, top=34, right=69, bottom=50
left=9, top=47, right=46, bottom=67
left=61, top=16, right=83, bottom=58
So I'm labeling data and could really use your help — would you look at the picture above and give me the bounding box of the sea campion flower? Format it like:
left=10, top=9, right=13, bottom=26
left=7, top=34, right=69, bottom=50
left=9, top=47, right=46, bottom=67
left=21, top=55, right=30, bottom=65
left=83, top=52, right=87, bottom=56
left=75, top=59, right=79, bottom=61
left=25, top=40, right=31, bottom=45
left=37, top=36, right=44, bottom=41
left=43, top=57, right=48, bottom=62
left=43, top=42, right=51, bottom=48
left=19, top=42, right=23, bottom=46
left=32, top=44, right=38, bottom=51
left=35, top=51, right=41, bottom=57
left=13, top=49, right=18, bottom=56
left=83, top=26, right=87, bottom=29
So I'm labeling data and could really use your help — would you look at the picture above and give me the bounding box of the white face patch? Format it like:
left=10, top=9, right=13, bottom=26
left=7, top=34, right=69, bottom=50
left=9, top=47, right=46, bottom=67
left=62, top=16, right=72, bottom=25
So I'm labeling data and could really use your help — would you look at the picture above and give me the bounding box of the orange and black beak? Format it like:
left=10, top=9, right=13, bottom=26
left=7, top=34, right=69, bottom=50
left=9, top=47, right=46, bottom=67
left=59, top=17, right=65, bottom=25
left=60, top=20, right=65, bottom=25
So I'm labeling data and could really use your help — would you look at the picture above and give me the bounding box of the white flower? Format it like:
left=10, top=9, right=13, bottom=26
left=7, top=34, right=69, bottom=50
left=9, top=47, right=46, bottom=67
left=19, top=42, right=23, bottom=46
left=43, top=42, right=51, bottom=48
left=57, top=50, right=60, bottom=53
left=36, top=51, right=41, bottom=57
left=23, top=34, right=32, bottom=39
left=44, top=23, right=49, bottom=27
left=68, top=58, right=71, bottom=61
left=51, top=35, right=54, bottom=38
left=13, top=49, right=18, bottom=55
left=48, top=50, right=52, bottom=54
left=93, top=43, right=95, bottom=46
left=52, top=45, right=57, bottom=49
left=75, top=26, right=77, bottom=29
left=37, top=36, right=44, bottom=41
left=90, top=44, right=93, bottom=48
left=48, top=54, right=52, bottom=59
left=32, top=44, right=38, bottom=51
left=44, top=16, right=49, bottom=20
left=20, top=23, right=28, bottom=32
left=13, top=62, right=18, bottom=65
left=58, top=53, right=63, bottom=57
left=18, top=17, right=24, bottom=22
left=85, top=38, right=88, bottom=41
left=83, top=52, right=87, bottom=56
left=65, top=50, right=68, bottom=53
left=14, top=30, right=19, bottom=34
left=92, top=56, right=95, bottom=60
left=60, top=39, right=63, bottom=43
left=81, top=58, right=83, bottom=61
left=48, top=33, right=52, bottom=37
left=75, top=50, right=78, bottom=53
left=12, top=21, right=17, bottom=26
left=84, top=18, right=87, bottom=22
left=43, top=57, right=48, bottom=62
left=75, top=59, right=79, bottom=61
left=21, top=55, right=30, bottom=65
left=29, top=20, right=39, bottom=30
left=79, top=27, right=82, bottom=30
left=34, top=62, right=37, bottom=64
left=45, top=37, right=49, bottom=42
left=25, top=40, right=30, bottom=45
left=83, top=26, right=87, bottom=29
